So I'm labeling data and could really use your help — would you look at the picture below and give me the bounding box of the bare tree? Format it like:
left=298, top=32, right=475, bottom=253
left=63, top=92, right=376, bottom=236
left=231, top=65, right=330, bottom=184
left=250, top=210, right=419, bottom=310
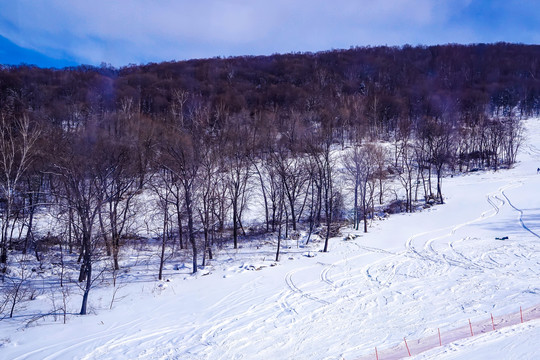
left=307, top=130, right=336, bottom=252
left=221, top=115, right=253, bottom=249
left=0, top=110, right=40, bottom=280
left=272, top=148, right=308, bottom=234
left=97, top=138, right=140, bottom=271
left=394, top=119, right=416, bottom=212
left=501, top=116, right=523, bottom=167
left=52, top=129, right=108, bottom=315
left=197, top=142, right=219, bottom=267
left=274, top=181, right=286, bottom=261
left=418, top=117, right=455, bottom=204
left=343, top=143, right=385, bottom=232
left=21, top=170, right=45, bottom=260
left=161, top=129, right=200, bottom=273
left=150, top=170, right=174, bottom=281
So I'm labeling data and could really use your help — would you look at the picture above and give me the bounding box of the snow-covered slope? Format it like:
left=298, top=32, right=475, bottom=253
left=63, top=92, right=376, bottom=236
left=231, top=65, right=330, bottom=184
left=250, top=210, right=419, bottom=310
left=1, top=118, right=540, bottom=360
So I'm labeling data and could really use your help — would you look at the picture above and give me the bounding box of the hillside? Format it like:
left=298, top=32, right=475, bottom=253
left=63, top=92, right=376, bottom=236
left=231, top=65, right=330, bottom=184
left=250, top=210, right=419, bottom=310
left=0, top=117, right=539, bottom=357
left=1, top=43, right=540, bottom=359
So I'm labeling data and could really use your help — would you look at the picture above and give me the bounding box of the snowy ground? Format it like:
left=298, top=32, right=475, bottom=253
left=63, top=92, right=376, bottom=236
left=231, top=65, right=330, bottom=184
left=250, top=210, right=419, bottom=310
left=1, top=118, right=540, bottom=359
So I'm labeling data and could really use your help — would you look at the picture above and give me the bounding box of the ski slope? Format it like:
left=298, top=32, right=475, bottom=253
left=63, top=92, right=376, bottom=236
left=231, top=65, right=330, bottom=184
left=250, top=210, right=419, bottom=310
left=1, top=118, right=540, bottom=359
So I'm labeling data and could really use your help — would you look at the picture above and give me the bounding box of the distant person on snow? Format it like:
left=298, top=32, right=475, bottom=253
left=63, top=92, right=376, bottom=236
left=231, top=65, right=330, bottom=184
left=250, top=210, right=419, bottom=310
left=537, top=168, right=540, bottom=174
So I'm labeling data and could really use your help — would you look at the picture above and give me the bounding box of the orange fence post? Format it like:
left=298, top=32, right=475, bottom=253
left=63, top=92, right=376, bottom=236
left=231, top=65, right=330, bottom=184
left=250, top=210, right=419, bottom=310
left=491, top=313, right=495, bottom=330
left=469, top=319, right=474, bottom=336
left=520, top=306, right=524, bottom=323
left=438, top=328, right=442, bottom=346
left=375, top=346, right=379, bottom=360
left=404, top=337, right=411, bottom=357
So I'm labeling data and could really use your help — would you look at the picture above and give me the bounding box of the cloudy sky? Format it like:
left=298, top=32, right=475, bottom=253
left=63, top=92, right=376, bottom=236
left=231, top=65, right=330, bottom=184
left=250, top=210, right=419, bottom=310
left=0, top=0, right=539, bottom=68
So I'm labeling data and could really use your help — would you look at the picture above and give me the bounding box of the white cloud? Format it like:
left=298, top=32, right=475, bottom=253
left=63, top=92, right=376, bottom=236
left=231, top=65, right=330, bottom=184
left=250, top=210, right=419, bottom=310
left=0, top=0, right=527, bottom=66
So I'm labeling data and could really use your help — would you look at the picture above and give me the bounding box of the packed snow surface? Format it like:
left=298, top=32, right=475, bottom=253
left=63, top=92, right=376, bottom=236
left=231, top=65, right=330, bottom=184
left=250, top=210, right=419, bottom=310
left=1, top=119, right=540, bottom=359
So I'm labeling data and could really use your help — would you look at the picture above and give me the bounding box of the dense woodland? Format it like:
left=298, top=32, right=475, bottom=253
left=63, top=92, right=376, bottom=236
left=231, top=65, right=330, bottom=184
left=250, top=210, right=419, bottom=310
left=0, top=43, right=536, bottom=316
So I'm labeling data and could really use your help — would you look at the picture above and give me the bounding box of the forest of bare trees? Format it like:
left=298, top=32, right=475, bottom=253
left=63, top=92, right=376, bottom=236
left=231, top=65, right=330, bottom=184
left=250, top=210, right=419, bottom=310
left=0, top=43, right=535, bottom=316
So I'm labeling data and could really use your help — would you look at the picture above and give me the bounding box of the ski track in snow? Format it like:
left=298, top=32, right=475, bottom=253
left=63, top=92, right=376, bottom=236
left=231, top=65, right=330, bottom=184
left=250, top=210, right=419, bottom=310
left=501, top=184, right=540, bottom=239
left=63, top=191, right=540, bottom=356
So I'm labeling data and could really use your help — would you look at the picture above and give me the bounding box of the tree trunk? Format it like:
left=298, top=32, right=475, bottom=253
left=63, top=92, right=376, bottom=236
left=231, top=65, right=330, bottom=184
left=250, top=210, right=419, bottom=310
left=353, top=180, right=359, bottom=230
left=175, top=197, right=184, bottom=250
left=185, top=184, right=197, bottom=274
left=232, top=195, right=238, bottom=249
left=80, top=232, right=93, bottom=315
left=275, top=195, right=284, bottom=261
left=158, top=203, right=168, bottom=281
left=363, top=198, right=368, bottom=233
left=288, top=194, right=297, bottom=232
left=98, top=211, right=112, bottom=257
left=437, top=167, right=444, bottom=204
left=323, top=160, right=332, bottom=253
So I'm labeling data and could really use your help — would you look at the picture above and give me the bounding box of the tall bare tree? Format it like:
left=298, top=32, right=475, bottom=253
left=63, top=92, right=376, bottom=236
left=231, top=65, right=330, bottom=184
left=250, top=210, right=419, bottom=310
left=221, top=114, right=253, bottom=249
left=53, top=131, right=108, bottom=315
left=0, top=110, right=40, bottom=279
left=343, top=143, right=385, bottom=232
left=97, top=137, right=140, bottom=271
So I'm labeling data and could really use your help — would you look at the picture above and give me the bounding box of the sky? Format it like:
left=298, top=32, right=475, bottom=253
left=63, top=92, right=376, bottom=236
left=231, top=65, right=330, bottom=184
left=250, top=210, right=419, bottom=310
left=0, top=0, right=539, bottom=68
